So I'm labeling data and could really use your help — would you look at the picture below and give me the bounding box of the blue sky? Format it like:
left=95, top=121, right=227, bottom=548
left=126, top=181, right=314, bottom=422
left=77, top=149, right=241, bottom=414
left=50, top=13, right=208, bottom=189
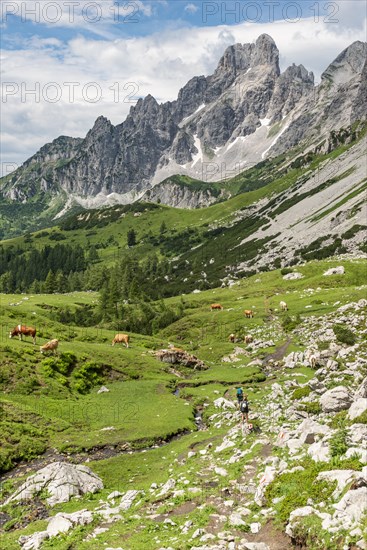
left=1, top=1, right=366, bottom=172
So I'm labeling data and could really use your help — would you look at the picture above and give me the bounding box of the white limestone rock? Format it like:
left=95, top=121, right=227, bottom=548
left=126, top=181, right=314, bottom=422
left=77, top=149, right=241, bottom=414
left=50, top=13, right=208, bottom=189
left=323, top=266, right=345, bottom=276
left=5, top=462, right=103, bottom=507
left=319, top=386, right=352, bottom=413
left=348, top=398, right=367, bottom=420
left=307, top=441, right=330, bottom=462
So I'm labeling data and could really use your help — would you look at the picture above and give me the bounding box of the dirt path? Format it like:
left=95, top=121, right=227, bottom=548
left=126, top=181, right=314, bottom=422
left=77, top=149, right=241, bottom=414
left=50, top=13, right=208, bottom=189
left=262, top=337, right=292, bottom=364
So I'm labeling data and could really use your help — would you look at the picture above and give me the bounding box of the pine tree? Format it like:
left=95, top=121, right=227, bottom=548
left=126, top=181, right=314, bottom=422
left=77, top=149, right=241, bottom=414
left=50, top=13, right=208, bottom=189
left=127, top=229, right=137, bottom=247
left=88, top=245, right=99, bottom=263
left=45, top=270, right=56, bottom=293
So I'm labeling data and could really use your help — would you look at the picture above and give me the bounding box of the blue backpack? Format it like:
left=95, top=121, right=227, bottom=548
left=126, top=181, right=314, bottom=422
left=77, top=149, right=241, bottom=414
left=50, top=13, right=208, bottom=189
left=236, top=388, right=243, bottom=399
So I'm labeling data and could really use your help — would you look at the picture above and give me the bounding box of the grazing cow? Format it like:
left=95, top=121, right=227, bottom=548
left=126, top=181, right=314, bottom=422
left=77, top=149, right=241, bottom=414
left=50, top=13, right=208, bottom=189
left=244, top=310, right=254, bottom=318
left=9, top=324, right=36, bottom=345
left=229, top=333, right=236, bottom=343
left=309, top=352, right=321, bottom=369
left=112, top=334, right=130, bottom=348
left=211, top=303, right=223, bottom=311
left=280, top=301, right=288, bottom=311
left=40, top=339, right=59, bottom=355
left=244, top=335, right=253, bottom=344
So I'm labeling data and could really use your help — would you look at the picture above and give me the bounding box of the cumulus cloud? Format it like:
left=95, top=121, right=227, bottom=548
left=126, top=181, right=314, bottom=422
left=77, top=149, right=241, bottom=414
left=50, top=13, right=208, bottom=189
left=1, top=0, right=156, bottom=35
left=1, top=9, right=366, bottom=172
left=185, top=3, right=199, bottom=14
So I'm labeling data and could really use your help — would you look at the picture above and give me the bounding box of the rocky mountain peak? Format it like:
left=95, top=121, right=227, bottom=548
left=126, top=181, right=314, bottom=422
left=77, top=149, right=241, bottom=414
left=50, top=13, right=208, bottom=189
left=252, top=33, right=280, bottom=73
left=214, top=33, right=279, bottom=78
left=214, top=42, right=252, bottom=77
left=1, top=35, right=366, bottom=214
left=321, top=40, right=367, bottom=84
left=86, top=116, right=113, bottom=140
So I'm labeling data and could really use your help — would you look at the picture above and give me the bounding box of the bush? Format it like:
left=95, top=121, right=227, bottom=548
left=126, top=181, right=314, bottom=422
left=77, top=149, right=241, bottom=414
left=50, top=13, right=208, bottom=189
left=351, top=410, right=367, bottom=424
left=280, top=267, right=293, bottom=275
left=42, top=352, right=77, bottom=376
left=301, top=401, right=322, bottom=415
left=333, top=324, right=356, bottom=346
left=72, top=361, right=105, bottom=394
left=330, top=410, right=347, bottom=429
left=282, top=314, right=302, bottom=332
left=329, top=428, right=348, bottom=457
left=291, top=386, right=311, bottom=400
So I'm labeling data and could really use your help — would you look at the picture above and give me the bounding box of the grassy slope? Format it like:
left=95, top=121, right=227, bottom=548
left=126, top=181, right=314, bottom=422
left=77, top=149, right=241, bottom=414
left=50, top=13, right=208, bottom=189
left=1, top=126, right=364, bottom=260
left=0, top=257, right=366, bottom=548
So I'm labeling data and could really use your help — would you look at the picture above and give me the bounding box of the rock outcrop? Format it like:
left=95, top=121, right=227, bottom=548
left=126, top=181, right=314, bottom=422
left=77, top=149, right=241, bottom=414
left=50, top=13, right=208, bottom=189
left=5, top=462, right=103, bottom=506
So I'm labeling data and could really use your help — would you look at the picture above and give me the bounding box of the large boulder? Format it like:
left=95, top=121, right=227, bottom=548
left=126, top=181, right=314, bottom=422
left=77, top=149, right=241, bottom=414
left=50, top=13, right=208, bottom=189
left=316, top=470, right=366, bottom=498
left=319, top=386, right=352, bottom=413
left=18, top=510, right=93, bottom=549
left=285, top=506, right=319, bottom=537
left=295, top=418, right=331, bottom=444
left=348, top=398, right=367, bottom=420
left=307, top=441, right=330, bottom=462
left=283, top=272, right=304, bottom=280
left=323, top=266, right=345, bottom=276
left=18, top=532, right=49, bottom=550
left=333, top=487, right=367, bottom=523
left=5, top=462, right=103, bottom=507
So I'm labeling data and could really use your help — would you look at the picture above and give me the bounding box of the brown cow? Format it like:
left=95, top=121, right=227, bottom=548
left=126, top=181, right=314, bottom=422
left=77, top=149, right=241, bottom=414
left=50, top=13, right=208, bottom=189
left=244, top=310, right=254, bottom=318
left=229, top=333, right=236, bottom=343
left=112, top=334, right=129, bottom=348
left=211, top=303, right=223, bottom=311
left=10, top=324, right=36, bottom=344
left=40, top=339, right=59, bottom=354
left=244, top=335, right=253, bottom=344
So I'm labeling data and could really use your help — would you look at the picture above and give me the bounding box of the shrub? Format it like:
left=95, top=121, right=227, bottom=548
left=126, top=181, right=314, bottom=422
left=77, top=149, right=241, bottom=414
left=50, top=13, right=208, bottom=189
left=329, top=428, right=348, bottom=457
left=351, top=410, right=367, bottom=424
left=280, top=267, right=293, bottom=275
left=301, top=401, right=322, bottom=415
left=72, top=362, right=104, bottom=394
left=333, top=324, right=356, bottom=346
left=282, top=314, right=302, bottom=332
left=265, top=462, right=336, bottom=526
left=291, top=386, right=311, bottom=400
left=41, top=352, right=77, bottom=376
left=330, top=410, right=347, bottom=429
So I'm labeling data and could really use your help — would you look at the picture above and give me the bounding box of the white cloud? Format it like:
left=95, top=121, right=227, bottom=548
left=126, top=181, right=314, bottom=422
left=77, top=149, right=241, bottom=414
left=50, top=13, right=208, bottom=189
left=1, top=0, right=156, bottom=35
left=1, top=12, right=366, bottom=172
left=185, top=3, right=198, bottom=14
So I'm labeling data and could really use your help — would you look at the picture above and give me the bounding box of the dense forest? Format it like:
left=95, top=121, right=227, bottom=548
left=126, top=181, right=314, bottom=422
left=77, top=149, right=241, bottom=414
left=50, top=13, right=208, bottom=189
left=0, top=243, right=187, bottom=334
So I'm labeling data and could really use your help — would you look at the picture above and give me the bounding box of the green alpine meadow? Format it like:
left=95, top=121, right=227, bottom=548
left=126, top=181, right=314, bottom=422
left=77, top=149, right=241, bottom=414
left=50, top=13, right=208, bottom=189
left=1, top=12, right=367, bottom=550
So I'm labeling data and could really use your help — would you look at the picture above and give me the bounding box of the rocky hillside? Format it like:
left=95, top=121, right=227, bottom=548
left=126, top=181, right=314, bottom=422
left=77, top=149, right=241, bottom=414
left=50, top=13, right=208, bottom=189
left=1, top=259, right=366, bottom=549
left=1, top=35, right=366, bottom=215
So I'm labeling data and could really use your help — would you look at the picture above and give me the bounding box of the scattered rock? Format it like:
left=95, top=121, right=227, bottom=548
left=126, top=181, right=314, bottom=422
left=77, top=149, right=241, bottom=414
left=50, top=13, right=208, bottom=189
left=244, top=544, right=270, bottom=550
left=283, top=272, right=304, bottom=280
left=19, top=531, right=49, bottom=550
left=214, top=398, right=236, bottom=410
left=97, top=385, right=110, bottom=393
left=323, top=266, right=345, bottom=276
left=156, top=479, right=176, bottom=498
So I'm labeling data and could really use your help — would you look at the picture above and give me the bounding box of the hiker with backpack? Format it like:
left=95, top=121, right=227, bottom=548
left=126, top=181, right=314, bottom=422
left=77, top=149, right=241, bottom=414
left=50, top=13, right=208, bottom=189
left=240, top=394, right=249, bottom=424
left=236, top=386, right=243, bottom=407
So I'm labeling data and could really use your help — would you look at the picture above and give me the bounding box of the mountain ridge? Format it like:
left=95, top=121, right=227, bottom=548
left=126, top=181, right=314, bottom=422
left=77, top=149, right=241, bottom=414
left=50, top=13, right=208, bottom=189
left=1, top=35, right=366, bottom=215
